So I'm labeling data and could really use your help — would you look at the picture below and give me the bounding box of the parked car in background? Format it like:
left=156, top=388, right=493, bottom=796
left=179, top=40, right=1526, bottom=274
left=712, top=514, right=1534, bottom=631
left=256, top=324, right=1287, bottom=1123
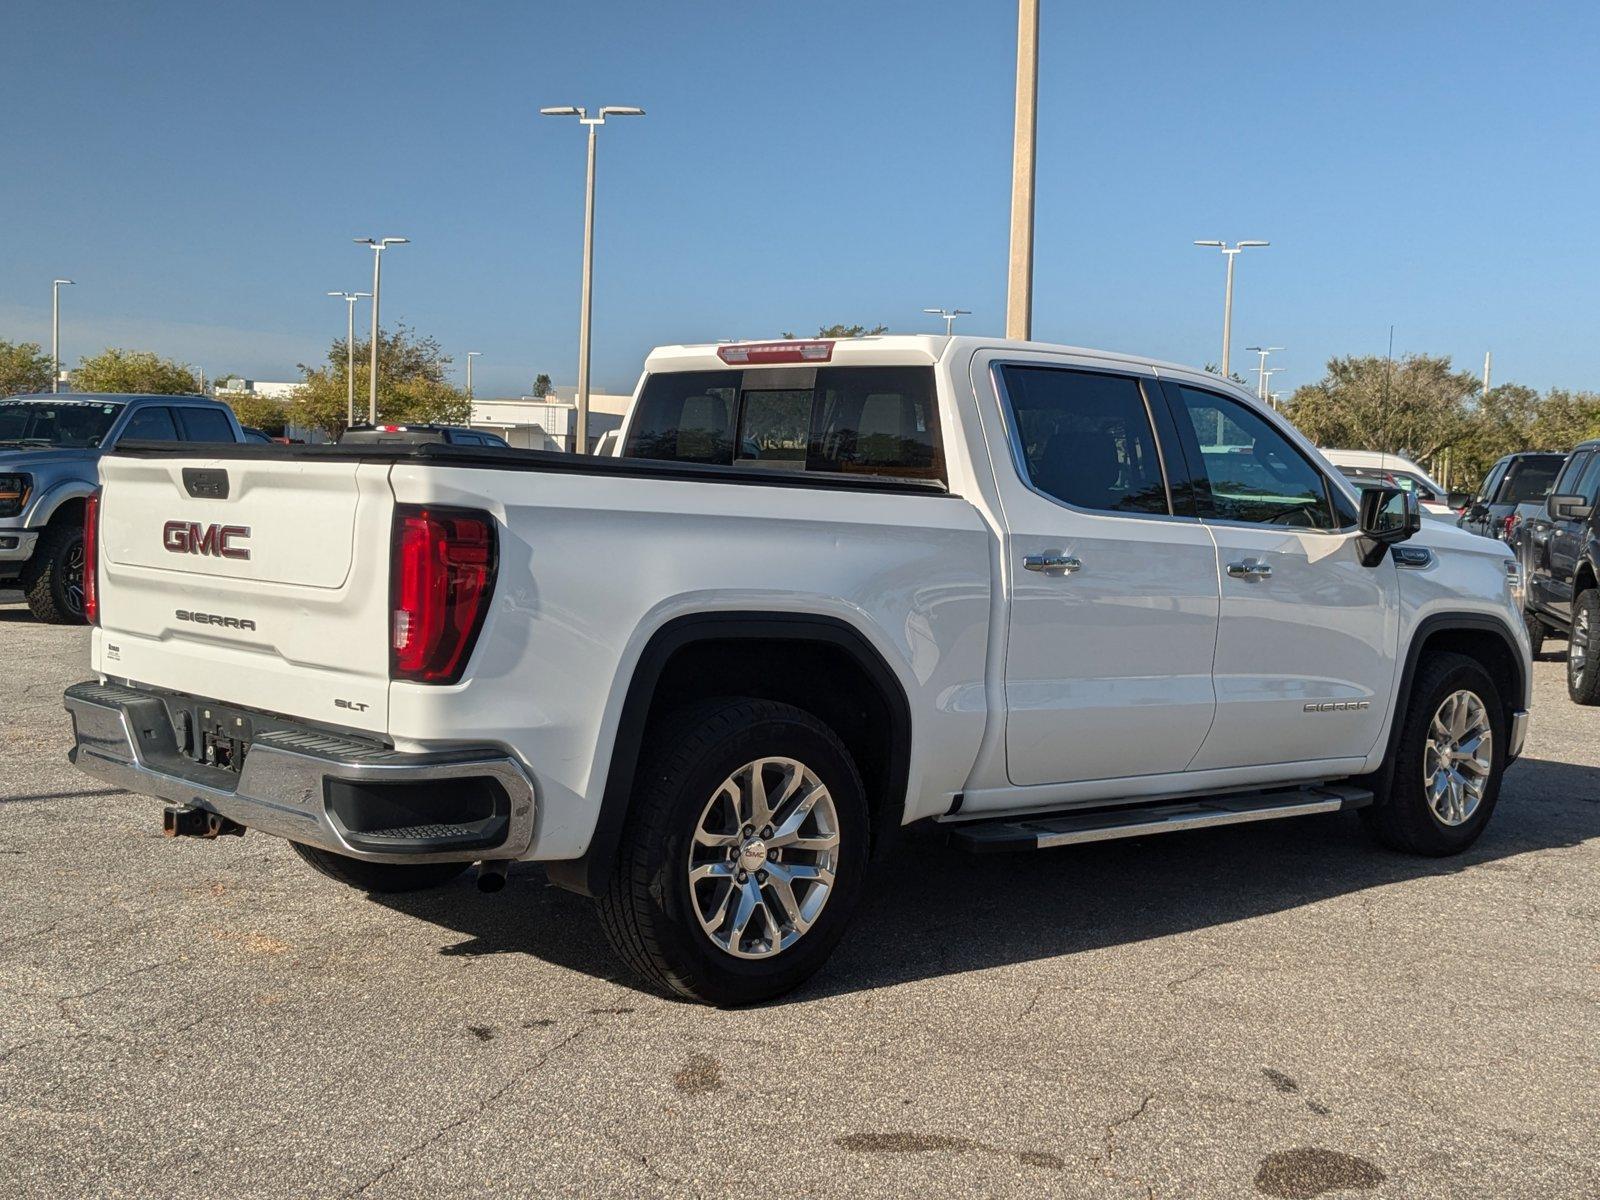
left=1320, top=448, right=1463, bottom=520
left=1517, top=441, right=1600, bottom=692
left=66, top=336, right=1530, bottom=1004
left=240, top=426, right=276, bottom=444
left=0, top=392, right=245, bottom=622
left=1459, top=451, right=1566, bottom=541
left=338, top=423, right=511, bottom=448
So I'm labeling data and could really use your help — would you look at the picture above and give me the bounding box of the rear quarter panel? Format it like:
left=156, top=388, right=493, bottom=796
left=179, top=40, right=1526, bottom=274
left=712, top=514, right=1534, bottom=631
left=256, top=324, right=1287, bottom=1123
left=384, top=463, right=994, bottom=860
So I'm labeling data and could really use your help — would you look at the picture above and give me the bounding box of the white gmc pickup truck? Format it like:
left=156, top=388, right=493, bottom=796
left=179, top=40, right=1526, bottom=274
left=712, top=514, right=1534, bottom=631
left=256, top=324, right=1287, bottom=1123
left=65, top=335, right=1531, bottom=1004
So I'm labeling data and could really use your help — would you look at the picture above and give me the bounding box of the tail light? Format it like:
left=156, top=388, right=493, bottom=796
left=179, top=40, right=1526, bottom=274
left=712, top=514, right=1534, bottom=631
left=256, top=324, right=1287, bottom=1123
left=83, top=489, right=101, bottom=626
left=1502, top=514, right=1516, bottom=540
left=390, top=505, right=496, bottom=684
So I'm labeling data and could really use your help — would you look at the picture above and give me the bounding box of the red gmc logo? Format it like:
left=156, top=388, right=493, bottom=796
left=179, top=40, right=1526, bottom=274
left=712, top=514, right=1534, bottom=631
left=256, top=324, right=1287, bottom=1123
left=163, top=521, right=251, bottom=560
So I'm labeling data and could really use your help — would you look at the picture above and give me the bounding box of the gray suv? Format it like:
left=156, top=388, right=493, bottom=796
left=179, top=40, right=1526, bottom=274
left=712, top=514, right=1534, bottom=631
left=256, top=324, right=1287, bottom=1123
left=0, top=393, right=244, bottom=623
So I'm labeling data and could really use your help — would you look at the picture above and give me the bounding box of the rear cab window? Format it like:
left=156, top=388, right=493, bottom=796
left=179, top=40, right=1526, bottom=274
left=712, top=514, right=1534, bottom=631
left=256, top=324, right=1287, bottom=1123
left=623, top=365, right=945, bottom=484
left=1499, top=457, right=1562, bottom=504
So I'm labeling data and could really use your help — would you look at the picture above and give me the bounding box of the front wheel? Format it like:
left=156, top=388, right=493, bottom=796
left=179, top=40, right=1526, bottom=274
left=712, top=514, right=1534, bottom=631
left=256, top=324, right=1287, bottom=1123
left=21, top=518, right=86, bottom=624
left=597, top=698, right=869, bottom=1006
left=1362, top=652, right=1504, bottom=856
left=1568, top=590, right=1600, bottom=705
left=1523, top=609, right=1547, bottom=660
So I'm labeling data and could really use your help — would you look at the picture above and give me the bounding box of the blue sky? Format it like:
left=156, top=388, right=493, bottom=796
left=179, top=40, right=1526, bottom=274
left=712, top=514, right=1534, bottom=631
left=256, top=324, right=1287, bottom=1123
left=2, top=1, right=1596, bottom=398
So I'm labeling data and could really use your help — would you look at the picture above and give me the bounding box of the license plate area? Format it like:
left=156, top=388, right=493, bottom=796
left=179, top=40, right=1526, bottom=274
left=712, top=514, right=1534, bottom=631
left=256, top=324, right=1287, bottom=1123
left=173, top=703, right=255, bottom=775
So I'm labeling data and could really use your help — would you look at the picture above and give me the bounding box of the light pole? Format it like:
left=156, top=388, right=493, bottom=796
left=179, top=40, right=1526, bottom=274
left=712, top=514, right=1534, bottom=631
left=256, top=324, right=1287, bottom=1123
left=465, top=351, right=482, bottom=425
left=1245, top=345, right=1284, bottom=402
left=327, top=291, right=371, bottom=427
left=354, top=238, right=407, bottom=424
left=922, top=307, right=972, bottom=335
left=1193, top=239, right=1268, bottom=376
left=540, top=104, right=645, bottom=453
left=1007, top=0, right=1039, bottom=341
left=51, top=279, right=74, bottom=393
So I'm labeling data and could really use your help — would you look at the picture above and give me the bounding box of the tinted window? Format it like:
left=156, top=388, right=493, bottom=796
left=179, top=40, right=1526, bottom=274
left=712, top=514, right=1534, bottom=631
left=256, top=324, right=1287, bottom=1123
left=1554, top=451, right=1591, bottom=495
left=998, top=366, right=1168, bottom=514
left=478, top=432, right=509, bottom=448
left=1172, top=386, right=1335, bottom=529
left=624, top=366, right=944, bottom=482
left=449, top=431, right=484, bottom=445
left=176, top=408, right=235, bottom=442
left=1499, top=457, right=1562, bottom=504
left=1477, top=462, right=1507, bottom=504
left=1572, top=454, right=1600, bottom=506
left=119, top=406, right=179, bottom=442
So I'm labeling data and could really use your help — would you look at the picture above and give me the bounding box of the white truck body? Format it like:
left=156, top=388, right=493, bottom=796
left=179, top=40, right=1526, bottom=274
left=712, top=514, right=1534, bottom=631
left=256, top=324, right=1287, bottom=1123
left=67, top=335, right=1532, bottom=1002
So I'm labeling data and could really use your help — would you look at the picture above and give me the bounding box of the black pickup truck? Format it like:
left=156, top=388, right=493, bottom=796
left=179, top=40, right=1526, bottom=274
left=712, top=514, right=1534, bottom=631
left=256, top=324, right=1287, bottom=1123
left=1519, top=439, right=1600, bottom=700
left=1458, top=451, right=1565, bottom=541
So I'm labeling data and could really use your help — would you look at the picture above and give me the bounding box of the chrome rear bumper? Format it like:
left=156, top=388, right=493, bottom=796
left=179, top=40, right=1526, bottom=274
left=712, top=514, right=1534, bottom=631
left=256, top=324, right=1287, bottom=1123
left=64, top=680, right=536, bottom=864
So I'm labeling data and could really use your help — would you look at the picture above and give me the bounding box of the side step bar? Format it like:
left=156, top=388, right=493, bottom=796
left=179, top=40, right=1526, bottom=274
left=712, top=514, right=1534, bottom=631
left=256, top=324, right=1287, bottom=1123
left=946, top=783, right=1374, bottom=853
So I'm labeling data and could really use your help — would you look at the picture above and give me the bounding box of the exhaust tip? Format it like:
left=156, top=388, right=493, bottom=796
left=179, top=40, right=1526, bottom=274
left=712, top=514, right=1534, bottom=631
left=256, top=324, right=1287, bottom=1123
left=476, top=860, right=510, bottom=893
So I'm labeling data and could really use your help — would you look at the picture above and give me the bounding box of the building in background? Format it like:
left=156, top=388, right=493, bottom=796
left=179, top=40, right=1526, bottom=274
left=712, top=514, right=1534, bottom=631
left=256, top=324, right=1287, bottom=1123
left=469, top=385, right=631, bottom=452
left=214, top=378, right=299, bottom=400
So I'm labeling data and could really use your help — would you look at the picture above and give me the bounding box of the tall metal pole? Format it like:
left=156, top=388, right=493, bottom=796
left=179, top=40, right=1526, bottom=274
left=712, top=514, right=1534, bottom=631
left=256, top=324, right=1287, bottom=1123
left=51, top=279, right=73, bottom=393
left=1220, top=250, right=1237, bottom=377
left=1483, top=350, right=1492, bottom=398
left=347, top=299, right=358, bottom=426
left=466, top=352, right=481, bottom=427
left=1006, top=0, right=1039, bottom=342
left=576, top=121, right=598, bottom=453
left=368, top=248, right=382, bottom=425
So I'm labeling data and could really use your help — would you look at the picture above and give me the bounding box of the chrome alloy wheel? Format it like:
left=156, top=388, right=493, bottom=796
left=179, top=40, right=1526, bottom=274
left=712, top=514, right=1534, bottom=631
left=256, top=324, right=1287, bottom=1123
left=1571, top=606, right=1590, bottom=682
left=1423, top=690, right=1493, bottom=826
left=686, top=757, right=840, bottom=959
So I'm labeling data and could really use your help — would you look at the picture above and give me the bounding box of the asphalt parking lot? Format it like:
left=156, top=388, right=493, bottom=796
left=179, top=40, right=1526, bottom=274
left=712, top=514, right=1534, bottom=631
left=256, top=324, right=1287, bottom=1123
left=2, top=592, right=1596, bottom=1199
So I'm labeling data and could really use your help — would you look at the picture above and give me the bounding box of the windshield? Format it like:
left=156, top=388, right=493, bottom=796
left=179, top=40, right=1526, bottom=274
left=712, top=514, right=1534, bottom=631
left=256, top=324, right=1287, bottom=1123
left=0, top=400, right=124, bottom=448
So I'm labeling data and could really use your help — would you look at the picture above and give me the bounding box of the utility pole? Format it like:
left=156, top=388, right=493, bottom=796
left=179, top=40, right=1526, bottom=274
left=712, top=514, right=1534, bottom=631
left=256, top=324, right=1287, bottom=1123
left=1006, top=0, right=1039, bottom=342
left=1483, top=350, right=1492, bottom=398
left=51, top=279, right=74, bottom=393
left=1194, top=240, right=1268, bottom=376
left=465, top=351, right=481, bottom=426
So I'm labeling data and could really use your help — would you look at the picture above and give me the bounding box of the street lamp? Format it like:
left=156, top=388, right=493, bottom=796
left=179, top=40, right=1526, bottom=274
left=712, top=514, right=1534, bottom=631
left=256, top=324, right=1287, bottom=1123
left=465, top=351, right=482, bottom=424
left=354, top=237, right=408, bottom=424
left=1007, top=0, right=1039, bottom=340
left=1193, top=239, right=1268, bottom=377
left=540, top=103, right=645, bottom=453
left=327, top=290, right=371, bottom=427
left=1245, top=345, right=1284, bottom=403
left=922, top=307, right=972, bottom=335
left=51, top=279, right=74, bottom=393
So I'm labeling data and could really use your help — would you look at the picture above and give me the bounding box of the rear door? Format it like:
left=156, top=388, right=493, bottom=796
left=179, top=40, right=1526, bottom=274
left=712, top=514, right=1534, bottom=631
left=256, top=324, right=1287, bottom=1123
left=94, top=452, right=395, bottom=733
left=980, top=357, right=1221, bottom=787
left=1161, top=382, right=1398, bottom=770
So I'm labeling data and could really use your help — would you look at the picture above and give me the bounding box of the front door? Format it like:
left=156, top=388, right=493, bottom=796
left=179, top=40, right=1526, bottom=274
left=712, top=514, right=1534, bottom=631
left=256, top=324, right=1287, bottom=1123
left=1544, top=451, right=1600, bottom=623
left=1161, top=382, right=1399, bottom=770
left=988, top=361, right=1221, bottom=786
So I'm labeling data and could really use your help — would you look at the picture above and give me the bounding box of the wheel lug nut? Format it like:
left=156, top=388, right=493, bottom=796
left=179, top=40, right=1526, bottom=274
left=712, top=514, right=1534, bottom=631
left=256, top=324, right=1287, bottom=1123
left=756, top=870, right=767, bottom=883
left=742, top=825, right=754, bottom=837
left=761, top=826, right=773, bottom=838
left=736, top=870, right=748, bottom=882
left=768, top=849, right=778, bottom=860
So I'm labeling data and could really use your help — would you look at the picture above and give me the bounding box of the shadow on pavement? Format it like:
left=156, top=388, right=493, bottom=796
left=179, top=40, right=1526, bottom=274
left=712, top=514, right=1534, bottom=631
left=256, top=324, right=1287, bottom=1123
left=371, top=753, right=1600, bottom=1002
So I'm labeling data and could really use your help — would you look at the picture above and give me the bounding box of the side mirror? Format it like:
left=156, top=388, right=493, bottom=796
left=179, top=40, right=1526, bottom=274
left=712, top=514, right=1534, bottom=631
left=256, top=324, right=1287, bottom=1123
left=1447, top=490, right=1473, bottom=512
left=1548, top=493, right=1593, bottom=522
left=1357, top=486, right=1420, bottom=566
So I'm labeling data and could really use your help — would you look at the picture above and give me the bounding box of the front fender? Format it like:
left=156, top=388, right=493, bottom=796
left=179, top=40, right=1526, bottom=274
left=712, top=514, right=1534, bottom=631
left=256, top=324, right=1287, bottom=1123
left=22, top=477, right=96, bottom=528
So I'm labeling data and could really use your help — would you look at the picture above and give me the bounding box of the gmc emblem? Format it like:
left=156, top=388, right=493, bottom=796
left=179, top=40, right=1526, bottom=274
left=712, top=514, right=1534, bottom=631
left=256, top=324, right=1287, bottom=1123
left=163, top=521, right=251, bottom=560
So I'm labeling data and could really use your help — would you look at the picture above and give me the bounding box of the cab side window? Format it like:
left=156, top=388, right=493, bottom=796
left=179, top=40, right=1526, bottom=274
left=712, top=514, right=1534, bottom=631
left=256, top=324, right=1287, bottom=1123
left=1571, top=454, right=1600, bottom=506
left=1553, top=451, right=1592, bottom=500
left=176, top=407, right=235, bottom=443
left=997, top=366, right=1170, bottom=515
left=1168, top=386, right=1336, bottom=530
left=118, top=406, right=180, bottom=442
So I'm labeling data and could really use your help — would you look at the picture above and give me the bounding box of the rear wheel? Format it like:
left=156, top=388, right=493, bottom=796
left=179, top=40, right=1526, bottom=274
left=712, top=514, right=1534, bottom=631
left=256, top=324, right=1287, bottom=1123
left=290, top=843, right=470, bottom=893
left=1523, top=610, right=1547, bottom=659
left=597, top=698, right=869, bottom=1006
left=21, top=517, right=86, bottom=624
left=1569, top=590, right=1600, bottom=705
left=1362, top=652, right=1504, bottom=856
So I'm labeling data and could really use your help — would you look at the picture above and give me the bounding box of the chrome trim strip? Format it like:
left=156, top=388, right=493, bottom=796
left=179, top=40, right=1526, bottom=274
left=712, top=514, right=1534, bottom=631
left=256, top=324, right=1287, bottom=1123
left=1028, top=796, right=1341, bottom=848
left=1508, top=709, right=1529, bottom=760
left=64, top=681, right=536, bottom=864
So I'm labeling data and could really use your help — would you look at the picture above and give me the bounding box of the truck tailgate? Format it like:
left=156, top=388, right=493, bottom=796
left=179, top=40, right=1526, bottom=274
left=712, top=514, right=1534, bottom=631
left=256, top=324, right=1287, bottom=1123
left=93, top=454, right=394, bottom=734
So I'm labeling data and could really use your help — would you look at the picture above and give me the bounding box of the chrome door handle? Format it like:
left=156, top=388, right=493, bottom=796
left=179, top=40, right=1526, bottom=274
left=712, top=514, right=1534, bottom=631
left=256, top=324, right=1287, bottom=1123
left=1227, top=558, right=1272, bottom=580
left=1024, top=553, right=1082, bottom=574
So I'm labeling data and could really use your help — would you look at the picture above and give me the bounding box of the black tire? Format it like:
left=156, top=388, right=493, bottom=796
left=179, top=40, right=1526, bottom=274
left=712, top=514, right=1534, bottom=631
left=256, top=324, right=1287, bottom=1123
left=21, top=517, right=86, bottom=625
left=597, top=697, right=869, bottom=1007
left=1523, top=610, right=1547, bottom=660
left=290, top=842, right=470, bottom=893
left=1568, top=590, right=1600, bottom=705
left=1362, top=652, right=1505, bottom=856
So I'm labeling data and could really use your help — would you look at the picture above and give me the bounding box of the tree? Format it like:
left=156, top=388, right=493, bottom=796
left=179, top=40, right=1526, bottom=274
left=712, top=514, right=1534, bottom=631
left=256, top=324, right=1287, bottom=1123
left=531, top=373, right=554, bottom=398
left=812, top=323, right=888, bottom=338
left=1283, top=353, right=1481, bottom=467
left=73, top=348, right=201, bottom=394
left=0, top=340, right=54, bottom=397
left=1203, top=363, right=1251, bottom=387
left=291, top=325, right=469, bottom=438
left=222, top=392, right=291, bottom=434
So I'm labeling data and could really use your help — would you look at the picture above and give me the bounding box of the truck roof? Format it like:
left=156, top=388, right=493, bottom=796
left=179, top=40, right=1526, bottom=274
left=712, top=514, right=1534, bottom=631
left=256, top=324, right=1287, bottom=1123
left=643, top=335, right=1243, bottom=393
left=3, top=391, right=223, bottom=405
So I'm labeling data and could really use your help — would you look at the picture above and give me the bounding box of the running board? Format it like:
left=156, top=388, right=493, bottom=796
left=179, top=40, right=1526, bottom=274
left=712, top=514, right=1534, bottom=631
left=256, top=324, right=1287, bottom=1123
left=946, top=783, right=1374, bottom=853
